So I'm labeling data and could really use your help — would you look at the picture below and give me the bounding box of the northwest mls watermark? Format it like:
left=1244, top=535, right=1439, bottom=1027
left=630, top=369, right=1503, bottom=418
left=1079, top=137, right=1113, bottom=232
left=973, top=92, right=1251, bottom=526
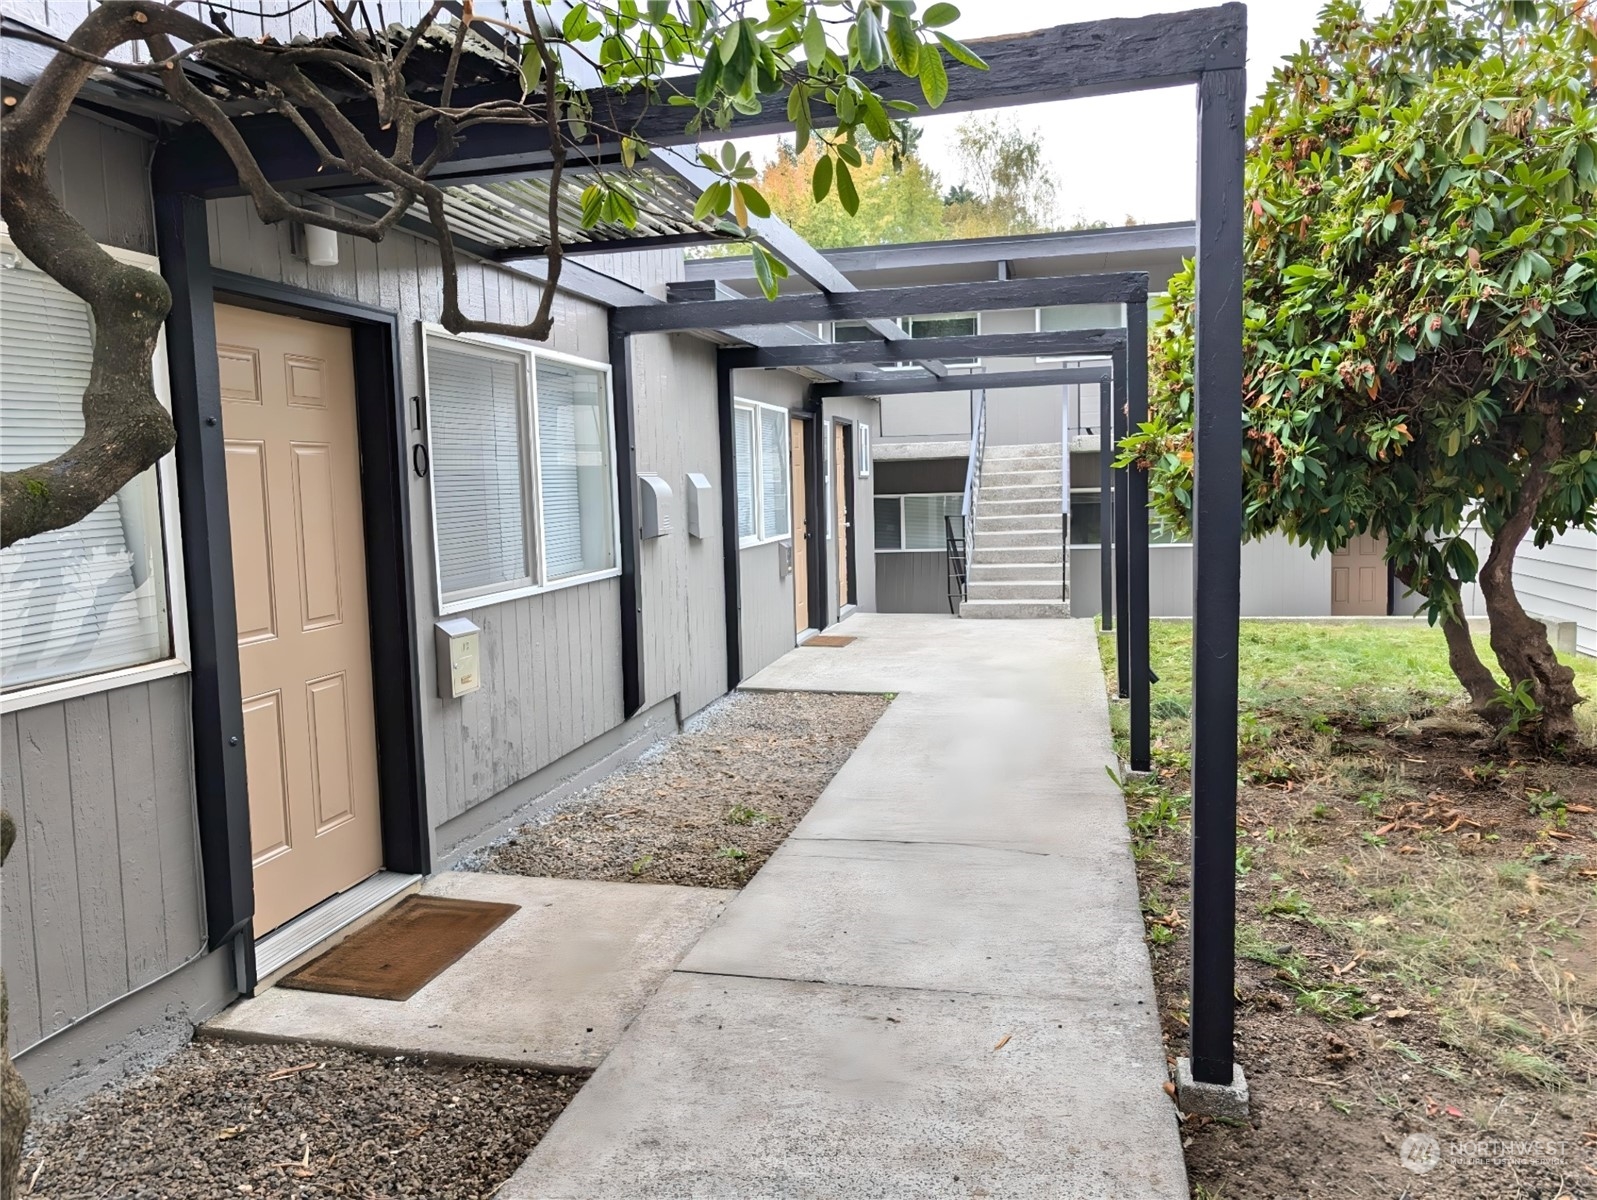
left=1399, top=1132, right=1577, bottom=1175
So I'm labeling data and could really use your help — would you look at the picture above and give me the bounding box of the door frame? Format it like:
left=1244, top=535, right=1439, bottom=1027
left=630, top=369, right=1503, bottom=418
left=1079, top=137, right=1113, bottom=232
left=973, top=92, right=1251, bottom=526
left=156, top=189, right=427, bottom=992
left=793, top=406, right=827, bottom=638
left=831, top=416, right=858, bottom=614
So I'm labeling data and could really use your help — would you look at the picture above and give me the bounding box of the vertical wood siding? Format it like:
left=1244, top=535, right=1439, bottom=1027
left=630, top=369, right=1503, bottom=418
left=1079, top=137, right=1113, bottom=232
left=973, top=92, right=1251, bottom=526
left=876, top=553, right=952, bottom=614
left=43, top=112, right=155, bottom=255
left=0, top=677, right=205, bottom=1054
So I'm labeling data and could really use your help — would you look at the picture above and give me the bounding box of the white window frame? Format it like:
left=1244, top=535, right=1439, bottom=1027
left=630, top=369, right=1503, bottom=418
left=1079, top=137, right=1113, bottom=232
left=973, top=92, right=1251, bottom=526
left=1067, top=485, right=1191, bottom=549
left=422, top=325, right=621, bottom=616
left=873, top=492, right=963, bottom=553
left=0, top=231, right=190, bottom=714
left=856, top=420, right=871, bottom=478
left=831, top=314, right=982, bottom=371
left=733, top=398, right=793, bottom=549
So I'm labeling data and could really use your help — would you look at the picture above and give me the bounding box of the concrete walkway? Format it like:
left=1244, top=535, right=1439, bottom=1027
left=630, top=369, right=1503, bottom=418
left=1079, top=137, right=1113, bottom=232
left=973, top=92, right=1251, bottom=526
left=506, top=613, right=1186, bottom=1199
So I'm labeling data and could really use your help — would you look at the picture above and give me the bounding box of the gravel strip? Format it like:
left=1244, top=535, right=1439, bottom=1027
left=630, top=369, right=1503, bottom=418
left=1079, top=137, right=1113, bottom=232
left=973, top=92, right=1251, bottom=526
left=19, top=1041, right=579, bottom=1200
left=480, top=690, right=889, bottom=888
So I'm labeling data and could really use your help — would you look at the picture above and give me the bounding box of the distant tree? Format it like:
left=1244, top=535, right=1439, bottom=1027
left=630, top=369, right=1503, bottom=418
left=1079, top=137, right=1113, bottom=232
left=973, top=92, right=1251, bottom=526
left=941, top=114, right=1060, bottom=236
left=759, top=128, right=950, bottom=247
left=1122, top=0, right=1597, bottom=743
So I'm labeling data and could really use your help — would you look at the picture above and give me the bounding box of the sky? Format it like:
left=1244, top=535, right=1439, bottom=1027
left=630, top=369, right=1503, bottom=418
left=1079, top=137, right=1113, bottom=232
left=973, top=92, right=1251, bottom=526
left=736, top=0, right=1333, bottom=228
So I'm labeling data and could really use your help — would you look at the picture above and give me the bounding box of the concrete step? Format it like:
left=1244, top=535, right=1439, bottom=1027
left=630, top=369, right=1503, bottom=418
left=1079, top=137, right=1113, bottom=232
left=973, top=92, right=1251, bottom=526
left=960, top=598, right=1071, bottom=619
left=984, top=442, right=1064, bottom=461
left=966, top=580, right=1064, bottom=601
left=981, top=468, right=1062, bottom=488
left=978, top=483, right=1058, bottom=502
left=971, top=543, right=1064, bottom=564
left=973, top=528, right=1058, bottom=549
left=978, top=497, right=1059, bottom=517
left=969, top=561, right=1066, bottom=582
left=975, top=512, right=1064, bottom=533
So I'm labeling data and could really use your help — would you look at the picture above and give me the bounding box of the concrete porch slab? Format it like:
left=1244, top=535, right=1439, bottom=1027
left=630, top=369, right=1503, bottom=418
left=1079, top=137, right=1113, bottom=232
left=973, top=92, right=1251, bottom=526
left=679, top=838, right=1154, bottom=1004
left=502, top=971, right=1185, bottom=1200
left=203, top=873, right=733, bottom=1070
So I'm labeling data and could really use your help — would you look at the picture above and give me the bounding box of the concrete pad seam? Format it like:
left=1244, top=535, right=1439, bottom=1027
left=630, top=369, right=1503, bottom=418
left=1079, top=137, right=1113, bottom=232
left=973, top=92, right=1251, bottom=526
left=787, top=834, right=1056, bottom=858
left=671, top=966, right=1151, bottom=1008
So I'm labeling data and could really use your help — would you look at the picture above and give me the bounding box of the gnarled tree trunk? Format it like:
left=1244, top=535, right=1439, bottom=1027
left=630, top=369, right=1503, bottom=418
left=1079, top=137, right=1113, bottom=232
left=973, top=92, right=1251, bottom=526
left=1395, top=562, right=1504, bottom=725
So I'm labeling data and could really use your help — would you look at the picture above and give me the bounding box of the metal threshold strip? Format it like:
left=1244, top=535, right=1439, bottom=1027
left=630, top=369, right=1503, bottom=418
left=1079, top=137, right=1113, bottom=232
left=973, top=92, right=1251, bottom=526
left=254, top=870, right=421, bottom=985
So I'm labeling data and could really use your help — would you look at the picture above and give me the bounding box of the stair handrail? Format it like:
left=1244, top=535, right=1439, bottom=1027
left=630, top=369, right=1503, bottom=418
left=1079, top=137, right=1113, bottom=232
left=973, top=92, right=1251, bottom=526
left=961, top=387, right=988, bottom=552
left=1061, top=386, right=1072, bottom=607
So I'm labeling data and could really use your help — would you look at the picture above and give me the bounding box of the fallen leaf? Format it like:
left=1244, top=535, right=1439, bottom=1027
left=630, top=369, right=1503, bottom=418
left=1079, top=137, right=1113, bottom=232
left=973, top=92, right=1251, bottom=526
left=993, top=1033, right=1012, bottom=1051
left=1564, top=803, right=1593, bottom=814
left=1385, top=1007, right=1411, bottom=1020
left=1162, top=1080, right=1177, bottom=1099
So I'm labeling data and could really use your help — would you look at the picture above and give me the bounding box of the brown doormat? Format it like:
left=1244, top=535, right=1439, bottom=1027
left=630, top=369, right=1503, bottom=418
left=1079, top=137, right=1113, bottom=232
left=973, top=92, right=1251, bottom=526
left=280, top=895, right=518, bottom=1001
left=804, top=635, right=856, bottom=647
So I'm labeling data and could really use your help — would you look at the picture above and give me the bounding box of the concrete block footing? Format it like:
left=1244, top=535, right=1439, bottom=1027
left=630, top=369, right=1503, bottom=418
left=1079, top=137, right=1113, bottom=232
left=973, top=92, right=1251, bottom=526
left=1175, top=1058, right=1250, bottom=1119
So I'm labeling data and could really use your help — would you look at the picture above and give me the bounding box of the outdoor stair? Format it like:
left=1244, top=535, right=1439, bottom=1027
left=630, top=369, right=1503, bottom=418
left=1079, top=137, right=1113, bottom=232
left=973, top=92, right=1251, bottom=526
left=961, top=442, right=1069, bottom=619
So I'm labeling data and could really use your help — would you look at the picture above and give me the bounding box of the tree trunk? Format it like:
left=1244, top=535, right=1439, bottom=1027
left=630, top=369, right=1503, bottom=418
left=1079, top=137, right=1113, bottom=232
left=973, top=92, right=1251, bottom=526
left=1395, top=563, right=1504, bottom=723
left=1477, top=398, right=1583, bottom=745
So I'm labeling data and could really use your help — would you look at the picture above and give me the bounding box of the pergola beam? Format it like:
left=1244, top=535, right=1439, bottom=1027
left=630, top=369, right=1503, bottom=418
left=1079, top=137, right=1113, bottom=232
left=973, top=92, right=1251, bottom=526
left=814, top=367, right=1106, bottom=399
left=721, top=328, right=1124, bottom=370
left=625, top=273, right=1145, bottom=335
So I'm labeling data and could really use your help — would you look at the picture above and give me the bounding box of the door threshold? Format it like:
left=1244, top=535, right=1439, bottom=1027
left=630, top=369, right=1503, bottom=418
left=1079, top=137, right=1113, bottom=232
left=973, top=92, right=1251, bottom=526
left=253, top=870, right=422, bottom=992
left=796, top=627, right=821, bottom=645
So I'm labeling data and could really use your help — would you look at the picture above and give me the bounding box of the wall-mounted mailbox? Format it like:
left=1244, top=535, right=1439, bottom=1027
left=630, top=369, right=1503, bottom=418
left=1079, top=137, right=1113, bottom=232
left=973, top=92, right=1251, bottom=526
left=639, top=472, right=673, bottom=539
left=434, top=616, right=481, bottom=700
left=778, top=538, right=793, bottom=578
left=684, top=472, right=712, bottom=539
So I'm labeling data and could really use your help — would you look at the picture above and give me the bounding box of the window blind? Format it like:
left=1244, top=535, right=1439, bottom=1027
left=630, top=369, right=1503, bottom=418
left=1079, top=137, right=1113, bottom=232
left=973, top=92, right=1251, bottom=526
left=733, top=406, right=755, bottom=539
left=428, top=341, right=530, bottom=599
left=758, top=406, right=789, bottom=540
left=0, top=251, right=171, bottom=691
left=536, top=358, right=613, bottom=580
left=902, top=494, right=962, bottom=550
left=874, top=497, right=902, bottom=550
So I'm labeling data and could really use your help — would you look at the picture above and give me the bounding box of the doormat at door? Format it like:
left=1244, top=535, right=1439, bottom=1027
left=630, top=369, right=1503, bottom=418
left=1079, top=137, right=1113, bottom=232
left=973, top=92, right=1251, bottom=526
left=280, top=895, right=519, bottom=1001
left=804, top=635, right=856, bottom=647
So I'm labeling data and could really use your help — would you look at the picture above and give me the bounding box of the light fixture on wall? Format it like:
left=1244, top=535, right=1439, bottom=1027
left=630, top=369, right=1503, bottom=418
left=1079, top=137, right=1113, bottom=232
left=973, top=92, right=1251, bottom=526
left=292, top=201, right=340, bottom=267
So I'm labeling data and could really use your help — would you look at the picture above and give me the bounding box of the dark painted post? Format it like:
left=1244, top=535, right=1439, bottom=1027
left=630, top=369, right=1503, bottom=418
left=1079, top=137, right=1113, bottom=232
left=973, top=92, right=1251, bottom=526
left=1189, top=64, right=1248, bottom=1086
left=1127, top=301, right=1152, bottom=773
left=608, top=328, right=644, bottom=717
left=1098, top=378, right=1114, bottom=633
left=716, top=355, right=743, bottom=690
left=1111, top=350, right=1130, bottom=699
left=153, top=192, right=254, bottom=970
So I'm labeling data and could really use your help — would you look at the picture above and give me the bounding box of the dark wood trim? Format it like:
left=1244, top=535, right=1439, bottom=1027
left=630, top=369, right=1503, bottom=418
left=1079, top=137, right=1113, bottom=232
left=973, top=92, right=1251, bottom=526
left=721, top=329, right=1125, bottom=371
left=715, top=355, right=742, bottom=689
left=154, top=194, right=253, bottom=965
left=1112, top=346, right=1130, bottom=700
left=209, top=270, right=431, bottom=878
left=617, top=275, right=1148, bottom=336
left=1098, top=378, right=1114, bottom=635
left=817, top=366, right=1110, bottom=400
left=1126, top=303, right=1152, bottom=773
left=1188, top=64, right=1248, bottom=1087
left=609, top=327, right=645, bottom=717
left=791, top=406, right=826, bottom=635
left=832, top=415, right=859, bottom=614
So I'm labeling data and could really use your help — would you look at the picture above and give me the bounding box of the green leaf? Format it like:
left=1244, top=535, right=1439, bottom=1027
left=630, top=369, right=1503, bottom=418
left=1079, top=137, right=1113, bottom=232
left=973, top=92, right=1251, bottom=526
left=803, top=12, right=826, bottom=68
left=934, top=30, right=987, bottom=70
left=737, top=182, right=771, bottom=219
left=812, top=154, right=833, bottom=202
left=885, top=12, right=920, bottom=74
left=835, top=160, right=859, bottom=215
left=923, top=3, right=960, bottom=27
left=855, top=7, right=885, bottom=70
left=718, top=19, right=742, bottom=64
left=519, top=44, right=544, bottom=95
left=918, top=45, right=948, bottom=107
left=720, top=140, right=738, bottom=171
left=580, top=185, right=605, bottom=227
left=752, top=244, right=777, bottom=299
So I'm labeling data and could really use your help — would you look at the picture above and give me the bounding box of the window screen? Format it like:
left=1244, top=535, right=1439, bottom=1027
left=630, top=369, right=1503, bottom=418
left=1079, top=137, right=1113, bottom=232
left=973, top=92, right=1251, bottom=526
left=1, top=248, right=172, bottom=691
left=1039, top=303, right=1125, bottom=333
left=902, top=494, right=962, bottom=550
left=874, top=497, right=902, bottom=550
left=536, top=358, right=614, bottom=581
left=733, top=406, right=755, bottom=539
left=428, top=341, right=531, bottom=600
left=758, top=406, right=790, bottom=540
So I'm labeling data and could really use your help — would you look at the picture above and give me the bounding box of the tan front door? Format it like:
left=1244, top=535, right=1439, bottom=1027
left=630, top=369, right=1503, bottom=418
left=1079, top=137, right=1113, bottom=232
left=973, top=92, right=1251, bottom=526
left=834, top=422, right=850, bottom=610
left=791, top=417, right=810, bottom=634
left=1331, top=532, right=1388, bottom=616
left=216, top=305, right=384, bottom=935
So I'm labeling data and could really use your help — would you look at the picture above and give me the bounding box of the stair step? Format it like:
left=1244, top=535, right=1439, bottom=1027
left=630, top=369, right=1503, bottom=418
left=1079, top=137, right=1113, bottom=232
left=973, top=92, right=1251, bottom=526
left=960, top=598, right=1071, bottom=619
left=976, top=512, right=1063, bottom=533
left=967, top=580, right=1064, bottom=601
left=972, top=544, right=1064, bottom=564
left=969, top=562, right=1066, bottom=582
left=978, top=483, right=1058, bottom=501
left=977, top=497, right=1058, bottom=517
left=981, top=469, right=1062, bottom=488
left=983, top=442, right=1064, bottom=461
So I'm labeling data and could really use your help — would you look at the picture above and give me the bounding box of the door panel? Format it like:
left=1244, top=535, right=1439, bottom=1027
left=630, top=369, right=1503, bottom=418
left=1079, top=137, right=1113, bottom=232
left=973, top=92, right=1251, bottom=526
left=217, top=305, right=383, bottom=935
left=834, top=423, right=850, bottom=610
left=791, top=418, right=809, bottom=634
left=1331, top=533, right=1388, bottom=616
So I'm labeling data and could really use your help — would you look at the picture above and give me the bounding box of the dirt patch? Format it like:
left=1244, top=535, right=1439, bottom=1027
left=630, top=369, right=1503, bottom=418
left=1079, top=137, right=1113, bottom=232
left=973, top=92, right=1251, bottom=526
left=1105, top=623, right=1597, bottom=1199
left=480, top=690, right=889, bottom=888
left=19, top=1041, right=578, bottom=1199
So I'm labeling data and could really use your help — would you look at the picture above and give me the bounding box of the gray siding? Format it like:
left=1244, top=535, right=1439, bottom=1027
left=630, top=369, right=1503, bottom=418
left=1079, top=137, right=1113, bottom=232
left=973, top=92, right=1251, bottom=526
left=1069, top=536, right=1329, bottom=619
left=44, top=112, right=155, bottom=255
left=2, top=677, right=205, bottom=1055
left=732, top=369, right=805, bottom=677
left=877, top=553, right=952, bottom=614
